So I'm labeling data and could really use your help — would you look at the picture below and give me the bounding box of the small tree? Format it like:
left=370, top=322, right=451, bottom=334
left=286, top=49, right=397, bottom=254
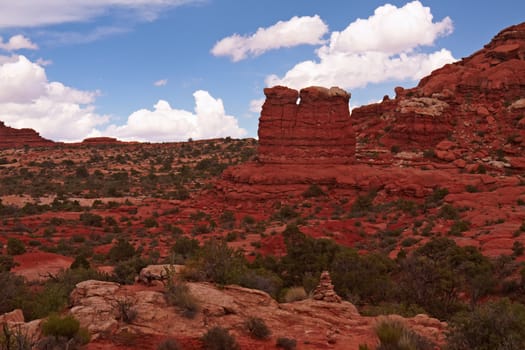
left=447, top=298, right=525, bottom=350
left=201, top=327, right=239, bottom=350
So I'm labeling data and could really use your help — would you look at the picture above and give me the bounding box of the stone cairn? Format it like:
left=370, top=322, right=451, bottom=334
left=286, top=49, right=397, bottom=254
left=312, top=271, right=341, bottom=303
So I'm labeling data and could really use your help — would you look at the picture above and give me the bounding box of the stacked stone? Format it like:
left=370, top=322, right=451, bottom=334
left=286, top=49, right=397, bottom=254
left=312, top=271, right=341, bottom=303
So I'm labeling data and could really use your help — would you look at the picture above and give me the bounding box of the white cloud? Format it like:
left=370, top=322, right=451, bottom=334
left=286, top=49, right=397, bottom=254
left=249, top=98, right=264, bottom=113
left=0, top=0, right=200, bottom=28
left=0, top=35, right=38, bottom=51
left=211, top=15, right=328, bottom=61
left=154, top=79, right=168, bottom=87
left=0, top=55, right=246, bottom=142
left=104, top=91, right=247, bottom=142
left=266, top=1, right=456, bottom=90
left=0, top=55, right=108, bottom=141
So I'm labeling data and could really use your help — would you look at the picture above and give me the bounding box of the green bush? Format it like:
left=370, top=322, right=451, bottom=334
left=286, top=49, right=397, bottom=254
left=447, top=299, right=525, bottom=350
left=41, top=313, right=80, bottom=340
left=201, top=326, right=239, bottom=350
left=7, top=238, right=26, bottom=255
left=157, top=338, right=181, bottom=350
left=108, top=238, right=136, bottom=262
left=245, top=317, right=271, bottom=339
left=276, top=337, right=297, bottom=349
left=375, top=318, right=434, bottom=350
left=282, top=287, right=307, bottom=303
left=302, top=184, right=325, bottom=198
left=165, top=280, right=200, bottom=319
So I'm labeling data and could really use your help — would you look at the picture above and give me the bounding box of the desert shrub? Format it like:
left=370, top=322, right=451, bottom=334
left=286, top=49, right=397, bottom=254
left=238, top=268, right=283, bottom=299
left=171, top=236, right=200, bottom=262
left=115, top=298, right=137, bottom=324
left=360, top=302, right=426, bottom=318
left=108, top=238, right=136, bottom=262
left=7, top=238, right=26, bottom=255
left=0, top=272, right=28, bottom=315
left=272, top=205, right=299, bottom=222
left=201, top=326, right=239, bottom=350
left=79, top=212, right=103, bottom=227
left=276, top=337, right=297, bottom=350
left=0, top=322, right=32, bottom=350
left=41, top=314, right=80, bottom=340
left=375, top=318, right=434, bottom=350
left=165, top=279, right=200, bottom=319
left=302, top=184, right=325, bottom=198
left=185, top=239, right=246, bottom=285
left=112, top=257, right=147, bottom=285
left=447, top=298, right=525, bottom=350
left=144, top=217, right=159, bottom=228
left=350, top=191, right=377, bottom=217
left=399, top=238, right=494, bottom=319
left=70, top=254, right=90, bottom=270
left=438, top=204, right=460, bottom=220
left=0, top=254, right=17, bottom=272
left=282, top=287, right=307, bottom=303
left=245, top=317, right=271, bottom=339
left=219, top=210, right=236, bottom=229
left=157, top=338, right=181, bottom=350
left=449, top=220, right=471, bottom=236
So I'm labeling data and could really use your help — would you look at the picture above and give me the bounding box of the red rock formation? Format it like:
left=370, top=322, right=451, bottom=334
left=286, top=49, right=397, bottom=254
left=258, top=86, right=355, bottom=164
left=0, top=121, right=55, bottom=148
left=352, top=22, right=525, bottom=157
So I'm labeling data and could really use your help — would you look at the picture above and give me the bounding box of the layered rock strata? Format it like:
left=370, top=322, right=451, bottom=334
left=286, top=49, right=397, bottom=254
left=258, top=86, right=355, bottom=164
left=0, top=121, right=55, bottom=148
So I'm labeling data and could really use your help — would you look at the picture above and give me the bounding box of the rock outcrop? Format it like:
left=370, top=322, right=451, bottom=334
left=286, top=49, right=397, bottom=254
left=0, top=121, right=55, bottom=148
left=352, top=22, right=525, bottom=158
left=258, top=86, right=355, bottom=164
left=67, top=279, right=446, bottom=349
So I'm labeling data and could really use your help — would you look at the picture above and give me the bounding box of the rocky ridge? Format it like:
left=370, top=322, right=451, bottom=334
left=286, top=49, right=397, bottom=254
left=0, top=121, right=55, bottom=149
left=352, top=22, right=525, bottom=167
left=0, top=278, right=445, bottom=350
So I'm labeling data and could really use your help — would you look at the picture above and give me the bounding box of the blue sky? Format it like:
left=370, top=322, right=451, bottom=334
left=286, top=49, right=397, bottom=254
left=0, top=0, right=523, bottom=142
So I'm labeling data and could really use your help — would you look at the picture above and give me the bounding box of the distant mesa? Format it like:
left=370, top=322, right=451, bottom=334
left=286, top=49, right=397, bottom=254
left=81, top=137, right=123, bottom=145
left=258, top=85, right=355, bottom=165
left=0, top=121, right=55, bottom=149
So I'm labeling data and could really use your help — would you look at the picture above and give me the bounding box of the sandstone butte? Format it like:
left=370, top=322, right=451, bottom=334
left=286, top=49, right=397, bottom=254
left=258, top=85, right=355, bottom=164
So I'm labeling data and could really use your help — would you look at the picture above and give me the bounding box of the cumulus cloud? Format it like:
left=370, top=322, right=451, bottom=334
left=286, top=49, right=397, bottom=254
left=154, top=79, right=168, bottom=87
left=0, top=55, right=245, bottom=142
left=0, top=0, right=200, bottom=28
left=104, top=91, right=247, bottom=142
left=211, top=15, right=328, bottom=61
left=266, top=1, right=456, bottom=90
left=249, top=98, right=265, bottom=113
left=0, top=55, right=108, bottom=141
left=0, top=35, right=38, bottom=51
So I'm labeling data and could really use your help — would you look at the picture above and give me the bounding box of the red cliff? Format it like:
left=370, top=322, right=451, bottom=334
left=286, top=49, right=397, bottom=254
left=352, top=22, right=525, bottom=158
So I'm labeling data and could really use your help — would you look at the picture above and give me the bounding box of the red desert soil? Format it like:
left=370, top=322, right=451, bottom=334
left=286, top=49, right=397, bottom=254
left=12, top=252, right=73, bottom=281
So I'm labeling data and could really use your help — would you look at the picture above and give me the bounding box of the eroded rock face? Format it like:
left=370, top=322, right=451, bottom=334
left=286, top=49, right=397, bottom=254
left=352, top=22, right=525, bottom=154
left=258, top=86, right=355, bottom=164
left=0, top=121, right=55, bottom=148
